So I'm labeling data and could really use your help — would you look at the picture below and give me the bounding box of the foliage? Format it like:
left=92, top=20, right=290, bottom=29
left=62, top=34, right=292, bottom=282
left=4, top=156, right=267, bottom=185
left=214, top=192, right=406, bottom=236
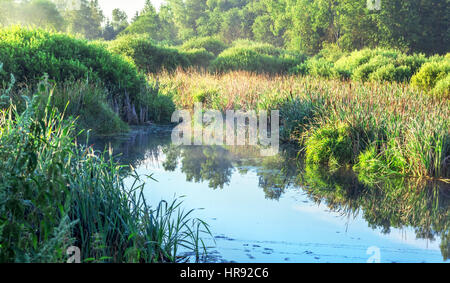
left=0, top=89, right=210, bottom=263
left=180, top=48, right=216, bottom=70
left=411, top=59, right=450, bottom=93
left=181, top=36, right=228, bottom=56
left=158, top=69, right=450, bottom=179
left=108, top=34, right=189, bottom=73
left=304, top=122, right=354, bottom=167
left=210, top=42, right=305, bottom=74
left=0, top=27, right=146, bottom=102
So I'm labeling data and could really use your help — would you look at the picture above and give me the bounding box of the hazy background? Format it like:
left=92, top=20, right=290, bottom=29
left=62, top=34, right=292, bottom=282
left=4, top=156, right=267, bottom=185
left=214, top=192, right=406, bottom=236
left=98, top=0, right=163, bottom=19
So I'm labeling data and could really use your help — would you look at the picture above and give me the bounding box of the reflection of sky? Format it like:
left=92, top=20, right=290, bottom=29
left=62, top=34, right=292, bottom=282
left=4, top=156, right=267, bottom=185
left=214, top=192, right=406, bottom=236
left=124, top=148, right=447, bottom=263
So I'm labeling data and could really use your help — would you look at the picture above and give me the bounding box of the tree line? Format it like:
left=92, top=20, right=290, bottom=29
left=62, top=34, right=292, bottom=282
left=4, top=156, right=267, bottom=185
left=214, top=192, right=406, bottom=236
left=0, top=0, right=448, bottom=55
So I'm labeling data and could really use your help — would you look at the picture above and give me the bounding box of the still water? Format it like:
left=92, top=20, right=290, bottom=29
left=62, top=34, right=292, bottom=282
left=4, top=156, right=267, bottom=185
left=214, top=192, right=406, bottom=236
left=92, top=126, right=449, bottom=263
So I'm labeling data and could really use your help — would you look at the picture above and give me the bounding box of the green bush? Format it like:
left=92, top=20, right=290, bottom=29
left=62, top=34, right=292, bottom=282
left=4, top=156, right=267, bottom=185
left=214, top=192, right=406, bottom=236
left=411, top=60, right=450, bottom=91
left=369, top=64, right=411, bottom=82
left=0, top=27, right=146, bottom=101
left=210, top=43, right=304, bottom=74
left=304, top=57, right=335, bottom=78
left=109, top=34, right=189, bottom=73
left=432, top=73, right=450, bottom=97
left=181, top=36, right=228, bottom=56
left=332, top=48, right=429, bottom=83
left=181, top=48, right=215, bottom=69
left=210, top=47, right=275, bottom=73
left=334, top=49, right=376, bottom=80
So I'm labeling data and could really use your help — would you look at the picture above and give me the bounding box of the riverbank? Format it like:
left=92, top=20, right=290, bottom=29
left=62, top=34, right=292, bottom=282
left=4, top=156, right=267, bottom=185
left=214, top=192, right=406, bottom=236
left=0, top=89, right=209, bottom=262
left=155, top=70, right=449, bottom=180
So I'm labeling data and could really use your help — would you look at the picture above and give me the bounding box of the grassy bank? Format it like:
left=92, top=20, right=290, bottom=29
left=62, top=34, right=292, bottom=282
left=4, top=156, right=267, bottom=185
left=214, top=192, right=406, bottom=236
left=155, top=69, right=449, bottom=180
left=0, top=84, right=209, bottom=263
left=0, top=27, right=176, bottom=135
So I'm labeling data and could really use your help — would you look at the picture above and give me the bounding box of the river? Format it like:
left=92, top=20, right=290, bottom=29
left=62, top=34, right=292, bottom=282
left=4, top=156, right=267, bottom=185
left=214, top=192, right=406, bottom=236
left=91, top=126, right=449, bottom=263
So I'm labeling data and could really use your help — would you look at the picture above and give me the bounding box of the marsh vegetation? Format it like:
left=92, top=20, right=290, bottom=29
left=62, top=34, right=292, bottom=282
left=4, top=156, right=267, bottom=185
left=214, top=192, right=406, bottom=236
left=0, top=0, right=448, bottom=263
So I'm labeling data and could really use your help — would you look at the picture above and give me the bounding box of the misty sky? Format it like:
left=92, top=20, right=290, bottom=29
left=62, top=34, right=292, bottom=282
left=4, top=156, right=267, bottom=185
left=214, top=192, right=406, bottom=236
left=98, top=0, right=164, bottom=20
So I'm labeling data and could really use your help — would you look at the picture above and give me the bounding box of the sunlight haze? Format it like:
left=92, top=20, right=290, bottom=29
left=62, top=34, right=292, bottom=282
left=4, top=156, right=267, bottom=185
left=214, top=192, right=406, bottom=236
left=98, top=0, right=164, bottom=19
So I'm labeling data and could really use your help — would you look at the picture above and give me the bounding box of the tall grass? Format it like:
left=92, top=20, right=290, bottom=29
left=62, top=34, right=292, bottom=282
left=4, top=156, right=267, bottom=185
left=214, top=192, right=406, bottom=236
left=155, top=69, right=449, bottom=179
left=0, top=84, right=210, bottom=263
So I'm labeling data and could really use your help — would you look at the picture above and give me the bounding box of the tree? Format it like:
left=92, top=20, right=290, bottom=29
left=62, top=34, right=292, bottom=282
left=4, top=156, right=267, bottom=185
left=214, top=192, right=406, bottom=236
left=102, top=8, right=128, bottom=40
left=0, top=0, right=17, bottom=27
left=24, top=0, right=65, bottom=31
left=65, top=0, right=104, bottom=39
left=0, top=0, right=65, bottom=31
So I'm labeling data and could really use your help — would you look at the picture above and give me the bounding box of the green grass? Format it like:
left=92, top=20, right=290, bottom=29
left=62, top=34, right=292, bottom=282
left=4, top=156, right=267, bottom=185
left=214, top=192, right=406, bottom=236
left=157, top=69, right=449, bottom=179
left=0, top=83, right=210, bottom=263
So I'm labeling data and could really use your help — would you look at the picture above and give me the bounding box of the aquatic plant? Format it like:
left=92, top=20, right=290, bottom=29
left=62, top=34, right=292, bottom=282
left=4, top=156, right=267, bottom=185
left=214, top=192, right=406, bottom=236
left=0, top=86, right=210, bottom=263
left=156, top=69, right=449, bottom=179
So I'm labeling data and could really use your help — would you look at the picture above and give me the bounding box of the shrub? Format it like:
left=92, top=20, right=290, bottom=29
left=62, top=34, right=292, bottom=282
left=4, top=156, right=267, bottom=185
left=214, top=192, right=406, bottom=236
left=0, top=27, right=146, bottom=101
left=432, top=73, right=450, bottom=97
left=411, top=60, right=450, bottom=91
left=181, top=36, right=228, bottom=56
left=232, top=40, right=283, bottom=57
left=181, top=48, right=215, bottom=69
left=304, top=57, right=335, bottom=78
left=210, top=47, right=276, bottom=73
left=210, top=43, right=304, bottom=74
left=334, top=49, right=376, bottom=79
left=109, top=34, right=189, bottom=73
left=317, top=43, right=346, bottom=63
left=369, top=64, right=411, bottom=82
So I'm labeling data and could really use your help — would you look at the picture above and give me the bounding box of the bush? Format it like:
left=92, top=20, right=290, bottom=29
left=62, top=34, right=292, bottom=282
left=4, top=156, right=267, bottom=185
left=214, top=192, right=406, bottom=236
left=369, top=64, right=411, bottom=82
left=109, top=34, right=189, bottom=73
left=411, top=60, right=450, bottom=91
left=304, top=57, right=335, bottom=78
left=210, top=47, right=275, bottom=73
left=332, top=48, right=429, bottom=83
left=432, top=73, right=450, bottom=97
left=181, top=48, right=215, bottom=69
left=0, top=27, right=146, bottom=102
left=181, top=36, right=228, bottom=56
left=334, top=49, right=376, bottom=80
left=210, top=42, right=305, bottom=74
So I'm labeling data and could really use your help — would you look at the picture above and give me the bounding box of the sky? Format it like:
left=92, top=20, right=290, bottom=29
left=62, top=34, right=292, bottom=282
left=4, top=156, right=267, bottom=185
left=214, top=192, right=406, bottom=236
left=97, top=0, right=164, bottom=20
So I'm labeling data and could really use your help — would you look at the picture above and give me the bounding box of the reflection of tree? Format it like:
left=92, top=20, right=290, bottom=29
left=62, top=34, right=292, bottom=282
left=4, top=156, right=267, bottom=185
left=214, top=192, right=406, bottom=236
left=256, top=150, right=299, bottom=200
left=89, top=127, right=173, bottom=168
left=91, top=129, right=449, bottom=260
left=298, top=164, right=450, bottom=261
left=163, top=145, right=233, bottom=189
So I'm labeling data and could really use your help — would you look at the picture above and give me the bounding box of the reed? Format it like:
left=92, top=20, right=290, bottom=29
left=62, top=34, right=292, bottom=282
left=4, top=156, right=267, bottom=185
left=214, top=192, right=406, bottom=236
left=155, top=69, right=449, bottom=179
left=0, top=86, right=210, bottom=263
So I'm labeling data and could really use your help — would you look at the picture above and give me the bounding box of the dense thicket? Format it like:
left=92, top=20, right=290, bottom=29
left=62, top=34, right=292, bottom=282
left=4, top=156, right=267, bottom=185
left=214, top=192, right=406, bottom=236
left=0, top=27, right=175, bottom=132
left=1, top=0, right=447, bottom=56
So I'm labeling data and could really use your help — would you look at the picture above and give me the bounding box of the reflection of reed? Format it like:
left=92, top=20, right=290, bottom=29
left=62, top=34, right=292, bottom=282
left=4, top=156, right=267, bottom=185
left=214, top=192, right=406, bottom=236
left=95, top=128, right=449, bottom=260
left=297, top=164, right=449, bottom=260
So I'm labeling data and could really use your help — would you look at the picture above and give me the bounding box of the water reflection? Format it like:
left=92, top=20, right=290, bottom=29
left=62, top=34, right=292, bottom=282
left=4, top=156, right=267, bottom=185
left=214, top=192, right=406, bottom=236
left=91, top=127, right=449, bottom=261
